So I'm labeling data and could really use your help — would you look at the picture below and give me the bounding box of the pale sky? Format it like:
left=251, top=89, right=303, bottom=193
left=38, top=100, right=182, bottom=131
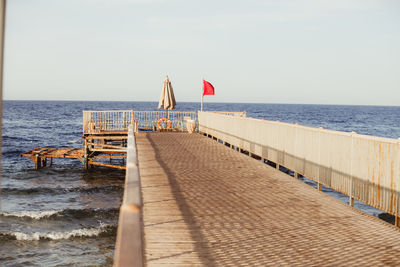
left=4, top=0, right=400, bottom=105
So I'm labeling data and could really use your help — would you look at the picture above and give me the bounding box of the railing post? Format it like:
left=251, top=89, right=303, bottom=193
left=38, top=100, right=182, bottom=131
left=318, top=127, right=323, bottom=191
left=349, top=131, right=356, bottom=207
left=396, top=138, right=400, bottom=227
left=83, top=111, right=85, bottom=133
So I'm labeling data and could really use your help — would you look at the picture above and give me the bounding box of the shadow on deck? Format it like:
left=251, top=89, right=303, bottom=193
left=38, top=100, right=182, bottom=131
left=137, top=132, right=400, bottom=266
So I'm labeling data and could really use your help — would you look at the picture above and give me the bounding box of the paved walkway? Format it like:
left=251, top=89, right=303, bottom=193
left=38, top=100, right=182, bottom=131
left=136, top=132, right=400, bottom=266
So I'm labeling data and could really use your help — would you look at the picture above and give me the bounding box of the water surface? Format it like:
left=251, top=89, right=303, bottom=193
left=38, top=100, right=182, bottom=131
left=1, top=101, right=399, bottom=266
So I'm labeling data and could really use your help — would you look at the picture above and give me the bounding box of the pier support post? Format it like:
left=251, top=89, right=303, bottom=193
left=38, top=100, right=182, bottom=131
left=84, top=139, right=89, bottom=169
left=42, top=157, right=47, bottom=167
left=294, top=172, right=298, bottom=179
left=34, top=155, right=40, bottom=170
left=396, top=215, right=400, bottom=227
left=317, top=182, right=322, bottom=191
left=49, top=157, right=53, bottom=167
left=276, top=164, right=280, bottom=171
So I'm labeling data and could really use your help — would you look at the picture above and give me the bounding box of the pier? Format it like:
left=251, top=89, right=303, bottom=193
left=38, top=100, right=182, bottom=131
left=19, top=109, right=400, bottom=265
left=115, top=111, right=400, bottom=266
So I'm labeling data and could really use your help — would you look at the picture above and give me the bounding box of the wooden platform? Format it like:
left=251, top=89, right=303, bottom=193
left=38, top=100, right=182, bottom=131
left=21, top=148, right=84, bottom=159
left=21, top=148, right=84, bottom=169
left=21, top=147, right=127, bottom=170
left=137, top=132, right=400, bottom=266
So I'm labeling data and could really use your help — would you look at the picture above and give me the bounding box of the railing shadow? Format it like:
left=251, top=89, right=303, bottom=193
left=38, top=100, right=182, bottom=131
left=145, top=133, right=217, bottom=266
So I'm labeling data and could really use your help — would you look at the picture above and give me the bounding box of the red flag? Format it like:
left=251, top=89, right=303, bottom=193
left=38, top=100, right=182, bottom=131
left=203, top=80, right=215, bottom=96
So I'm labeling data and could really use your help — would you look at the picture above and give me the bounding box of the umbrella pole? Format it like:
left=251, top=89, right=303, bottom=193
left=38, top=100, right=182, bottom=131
left=201, top=95, right=203, bottom=111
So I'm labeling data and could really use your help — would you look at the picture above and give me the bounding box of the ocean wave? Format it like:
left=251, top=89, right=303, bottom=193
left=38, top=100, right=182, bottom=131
left=0, top=222, right=116, bottom=241
left=0, top=210, right=60, bottom=220
left=1, top=185, right=123, bottom=195
left=0, top=208, right=119, bottom=220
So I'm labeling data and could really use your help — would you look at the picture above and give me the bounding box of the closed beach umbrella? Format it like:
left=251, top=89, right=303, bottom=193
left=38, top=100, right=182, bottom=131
left=158, top=75, right=176, bottom=110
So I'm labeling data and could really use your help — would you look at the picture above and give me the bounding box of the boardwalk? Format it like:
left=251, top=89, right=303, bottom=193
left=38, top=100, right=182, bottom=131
left=137, top=132, right=400, bottom=266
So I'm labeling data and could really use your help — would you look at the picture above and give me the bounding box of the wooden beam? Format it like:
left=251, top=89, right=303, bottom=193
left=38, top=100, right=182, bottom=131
left=63, top=148, right=79, bottom=158
left=91, top=143, right=127, bottom=150
left=90, top=148, right=127, bottom=153
left=86, top=135, right=128, bottom=140
left=32, top=148, right=49, bottom=155
left=90, top=161, right=126, bottom=170
left=93, top=155, right=127, bottom=159
left=94, top=151, right=127, bottom=155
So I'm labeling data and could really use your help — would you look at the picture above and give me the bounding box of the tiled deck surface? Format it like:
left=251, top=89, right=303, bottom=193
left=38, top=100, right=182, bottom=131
left=136, top=132, right=400, bottom=266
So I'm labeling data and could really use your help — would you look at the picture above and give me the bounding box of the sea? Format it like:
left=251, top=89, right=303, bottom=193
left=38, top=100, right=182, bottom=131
left=1, top=100, right=400, bottom=266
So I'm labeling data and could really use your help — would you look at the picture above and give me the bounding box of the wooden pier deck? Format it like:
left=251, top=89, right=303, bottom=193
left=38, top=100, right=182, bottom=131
left=21, top=146, right=127, bottom=170
left=21, top=148, right=84, bottom=169
left=137, top=132, right=400, bottom=266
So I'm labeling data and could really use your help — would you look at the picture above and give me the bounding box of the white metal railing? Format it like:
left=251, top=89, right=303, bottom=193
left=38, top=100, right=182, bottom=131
left=83, top=110, right=134, bottom=134
left=83, top=110, right=198, bottom=134
left=198, top=111, right=400, bottom=223
left=133, top=111, right=197, bottom=129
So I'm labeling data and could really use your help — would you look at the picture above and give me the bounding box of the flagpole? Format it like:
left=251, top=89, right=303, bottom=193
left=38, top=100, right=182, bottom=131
left=201, top=79, right=204, bottom=111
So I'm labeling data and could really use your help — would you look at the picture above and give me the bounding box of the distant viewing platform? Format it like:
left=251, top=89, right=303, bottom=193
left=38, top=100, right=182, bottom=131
left=21, top=110, right=244, bottom=170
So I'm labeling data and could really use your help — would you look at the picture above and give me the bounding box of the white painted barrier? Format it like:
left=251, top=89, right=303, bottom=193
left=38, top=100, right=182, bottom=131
left=198, top=111, right=400, bottom=222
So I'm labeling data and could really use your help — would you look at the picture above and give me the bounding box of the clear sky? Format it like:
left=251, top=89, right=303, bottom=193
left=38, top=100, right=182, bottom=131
left=3, top=0, right=400, bottom=105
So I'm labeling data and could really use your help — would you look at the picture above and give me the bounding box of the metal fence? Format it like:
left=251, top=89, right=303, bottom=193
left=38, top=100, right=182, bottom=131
left=83, top=110, right=248, bottom=134
left=133, top=111, right=197, bottom=129
left=83, top=110, right=197, bottom=133
left=198, top=111, right=400, bottom=222
left=83, top=110, right=134, bottom=134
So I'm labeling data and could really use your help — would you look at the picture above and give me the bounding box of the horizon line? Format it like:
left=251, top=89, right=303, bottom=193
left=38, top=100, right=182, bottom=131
left=2, top=99, right=400, bottom=108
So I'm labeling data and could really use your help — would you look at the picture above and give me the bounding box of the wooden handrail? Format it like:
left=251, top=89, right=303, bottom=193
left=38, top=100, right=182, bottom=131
left=114, top=125, right=143, bottom=266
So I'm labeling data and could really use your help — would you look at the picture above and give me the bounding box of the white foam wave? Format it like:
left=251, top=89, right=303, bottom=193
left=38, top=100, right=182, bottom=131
left=10, top=222, right=112, bottom=241
left=0, top=210, right=60, bottom=219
